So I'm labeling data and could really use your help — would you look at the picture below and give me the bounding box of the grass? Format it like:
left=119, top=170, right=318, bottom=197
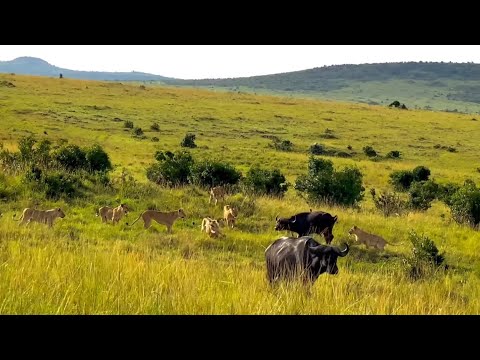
left=1, top=73, right=480, bottom=314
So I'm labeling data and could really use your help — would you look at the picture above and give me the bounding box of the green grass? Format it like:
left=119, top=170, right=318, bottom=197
left=1, top=73, right=480, bottom=314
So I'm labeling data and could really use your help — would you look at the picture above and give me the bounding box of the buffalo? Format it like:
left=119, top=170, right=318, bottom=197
left=265, top=236, right=349, bottom=285
left=275, top=211, right=338, bottom=244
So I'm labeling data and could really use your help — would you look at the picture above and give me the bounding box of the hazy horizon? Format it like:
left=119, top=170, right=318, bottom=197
left=1, top=45, right=480, bottom=79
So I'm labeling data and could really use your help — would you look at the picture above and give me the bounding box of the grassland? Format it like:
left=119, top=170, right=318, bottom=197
left=1, top=74, right=480, bottom=314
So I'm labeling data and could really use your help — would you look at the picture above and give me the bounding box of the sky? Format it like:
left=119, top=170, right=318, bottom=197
left=1, top=45, right=479, bottom=80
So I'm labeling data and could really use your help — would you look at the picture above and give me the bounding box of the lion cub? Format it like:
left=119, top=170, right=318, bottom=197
left=201, top=217, right=224, bottom=238
left=348, top=225, right=395, bottom=250
left=223, top=205, right=238, bottom=228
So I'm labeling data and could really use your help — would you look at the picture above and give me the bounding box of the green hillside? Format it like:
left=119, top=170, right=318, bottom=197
left=164, top=62, right=480, bottom=113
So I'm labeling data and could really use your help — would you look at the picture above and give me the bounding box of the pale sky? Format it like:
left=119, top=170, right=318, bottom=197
left=1, top=45, right=479, bottom=80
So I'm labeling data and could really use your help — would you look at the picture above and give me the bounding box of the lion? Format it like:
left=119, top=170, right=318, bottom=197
left=201, top=217, right=224, bottom=238
left=223, top=205, right=238, bottom=228
left=209, top=186, right=226, bottom=205
left=348, top=225, right=396, bottom=250
left=15, top=207, right=66, bottom=228
left=128, top=208, right=186, bottom=233
left=96, top=204, right=129, bottom=224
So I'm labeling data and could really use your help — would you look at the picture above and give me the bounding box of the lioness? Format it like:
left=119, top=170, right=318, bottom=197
left=201, top=217, right=223, bottom=238
left=129, top=208, right=186, bottom=233
left=96, top=204, right=129, bottom=224
left=348, top=225, right=396, bottom=250
left=209, top=186, right=226, bottom=205
left=16, top=207, right=65, bottom=228
left=223, top=205, right=238, bottom=228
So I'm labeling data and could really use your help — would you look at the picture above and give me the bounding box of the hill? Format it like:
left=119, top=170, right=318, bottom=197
left=164, top=62, right=480, bottom=113
left=0, top=74, right=480, bottom=314
left=0, top=56, right=171, bottom=81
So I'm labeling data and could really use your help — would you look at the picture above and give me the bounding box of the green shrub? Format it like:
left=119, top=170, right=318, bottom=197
left=243, top=166, right=289, bottom=197
left=309, top=143, right=324, bottom=155
left=271, top=138, right=293, bottom=152
left=405, top=230, right=446, bottom=280
left=408, top=180, right=439, bottom=211
left=43, top=172, right=84, bottom=200
left=18, top=135, right=37, bottom=163
left=437, top=182, right=461, bottom=206
left=448, top=180, right=480, bottom=227
left=412, top=166, right=431, bottom=182
left=150, top=122, right=160, bottom=131
left=386, top=150, right=401, bottom=159
left=370, top=188, right=407, bottom=217
left=146, top=150, right=194, bottom=186
left=181, top=133, right=197, bottom=148
left=124, top=120, right=134, bottom=129
left=389, top=170, right=414, bottom=191
left=53, top=145, right=87, bottom=171
left=133, top=127, right=144, bottom=137
left=190, top=160, right=242, bottom=188
left=363, top=146, right=377, bottom=157
left=85, top=144, right=112, bottom=173
left=295, top=156, right=364, bottom=206
left=151, top=137, right=159, bottom=142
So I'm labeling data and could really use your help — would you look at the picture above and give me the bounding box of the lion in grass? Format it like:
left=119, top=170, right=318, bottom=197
left=201, top=217, right=224, bottom=238
left=15, top=207, right=66, bottom=228
left=209, top=186, right=227, bottom=205
left=96, top=203, right=129, bottom=224
left=348, top=225, right=397, bottom=250
left=128, top=208, right=186, bottom=233
left=223, top=205, right=238, bottom=229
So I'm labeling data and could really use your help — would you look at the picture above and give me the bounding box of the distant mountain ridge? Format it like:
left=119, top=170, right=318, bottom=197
left=0, top=56, right=172, bottom=81
left=163, top=61, right=480, bottom=113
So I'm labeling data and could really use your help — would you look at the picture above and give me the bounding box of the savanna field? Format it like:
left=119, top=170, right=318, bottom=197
left=1, top=74, right=480, bottom=314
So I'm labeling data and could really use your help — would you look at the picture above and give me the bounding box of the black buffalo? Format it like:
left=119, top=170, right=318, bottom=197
left=265, top=236, right=349, bottom=285
left=275, top=211, right=338, bottom=244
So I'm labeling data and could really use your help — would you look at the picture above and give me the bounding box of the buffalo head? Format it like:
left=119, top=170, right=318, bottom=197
left=274, top=215, right=296, bottom=231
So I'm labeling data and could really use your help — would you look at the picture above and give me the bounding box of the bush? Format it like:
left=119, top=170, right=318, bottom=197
left=53, top=145, right=87, bottom=171
left=295, top=156, right=364, bottom=206
left=181, top=133, right=197, bottom=148
left=370, top=188, right=407, bottom=217
left=85, top=144, right=112, bottom=173
left=271, top=138, right=293, bottom=152
left=243, top=166, right=289, bottom=197
left=190, top=160, right=242, bottom=188
left=405, top=230, right=446, bottom=280
left=363, top=146, right=377, bottom=157
left=43, top=172, right=83, bottom=200
left=309, top=143, right=324, bottom=155
left=437, top=182, right=461, bottom=206
left=319, top=129, right=337, bottom=139
left=307, top=156, right=334, bottom=176
left=412, top=166, right=430, bottom=182
left=124, top=120, right=134, bottom=129
left=448, top=180, right=480, bottom=227
left=35, top=139, right=52, bottom=168
left=146, top=150, right=194, bottom=187
left=150, top=122, right=160, bottom=131
left=389, top=170, right=414, bottom=191
left=151, top=137, right=159, bottom=142
left=408, top=180, right=438, bottom=211
left=18, top=135, right=37, bottom=163
left=386, top=150, right=401, bottom=159
left=133, top=127, right=144, bottom=137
